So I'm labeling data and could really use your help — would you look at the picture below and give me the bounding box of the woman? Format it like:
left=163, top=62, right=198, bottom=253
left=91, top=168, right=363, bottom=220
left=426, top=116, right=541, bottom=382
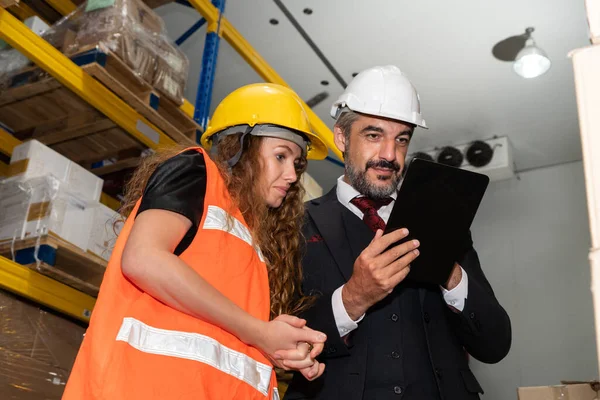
left=62, top=83, right=330, bottom=400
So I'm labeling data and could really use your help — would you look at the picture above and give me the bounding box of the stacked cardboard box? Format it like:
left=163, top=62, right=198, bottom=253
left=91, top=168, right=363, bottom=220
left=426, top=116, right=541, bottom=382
left=0, top=140, right=121, bottom=260
left=5, top=139, right=103, bottom=202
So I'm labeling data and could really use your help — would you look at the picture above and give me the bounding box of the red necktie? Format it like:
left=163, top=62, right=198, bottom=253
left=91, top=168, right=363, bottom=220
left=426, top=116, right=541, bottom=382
left=350, top=197, right=393, bottom=233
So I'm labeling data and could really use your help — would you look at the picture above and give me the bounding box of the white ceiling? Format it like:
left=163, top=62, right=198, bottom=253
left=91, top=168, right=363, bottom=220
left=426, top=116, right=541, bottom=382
left=156, top=0, right=590, bottom=191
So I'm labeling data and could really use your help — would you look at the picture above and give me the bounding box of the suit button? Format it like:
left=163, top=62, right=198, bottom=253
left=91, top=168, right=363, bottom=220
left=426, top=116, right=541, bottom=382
left=391, top=351, right=400, bottom=359
left=329, top=346, right=337, bottom=354
left=423, top=312, right=431, bottom=323
left=470, top=312, right=476, bottom=319
left=394, top=386, right=403, bottom=395
left=391, top=313, right=399, bottom=322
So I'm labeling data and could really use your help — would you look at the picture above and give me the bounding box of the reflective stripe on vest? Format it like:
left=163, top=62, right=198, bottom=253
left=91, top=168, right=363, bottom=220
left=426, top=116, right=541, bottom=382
left=116, top=317, right=273, bottom=396
left=203, top=205, right=264, bottom=262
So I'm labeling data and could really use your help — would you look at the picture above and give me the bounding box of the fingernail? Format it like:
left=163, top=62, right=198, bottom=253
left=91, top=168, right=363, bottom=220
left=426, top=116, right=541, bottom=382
left=274, top=354, right=283, bottom=360
left=412, top=239, right=419, bottom=247
left=413, top=249, right=420, bottom=256
left=317, top=333, right=327, bottom=341
left=402, top=228, right=409, bottom=235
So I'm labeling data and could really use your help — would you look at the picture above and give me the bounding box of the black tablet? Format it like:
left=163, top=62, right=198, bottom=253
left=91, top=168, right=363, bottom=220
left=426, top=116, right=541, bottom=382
left=384, top=158, right=489, bottom=285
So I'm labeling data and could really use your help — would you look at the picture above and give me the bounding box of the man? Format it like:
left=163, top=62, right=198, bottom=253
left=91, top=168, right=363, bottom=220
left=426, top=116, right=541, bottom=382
left=284, top=66, right=511, bottom=400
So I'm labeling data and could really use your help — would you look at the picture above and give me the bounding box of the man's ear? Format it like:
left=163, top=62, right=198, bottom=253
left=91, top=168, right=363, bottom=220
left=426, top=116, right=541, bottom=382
left=333, top=125, right=346, bottom=154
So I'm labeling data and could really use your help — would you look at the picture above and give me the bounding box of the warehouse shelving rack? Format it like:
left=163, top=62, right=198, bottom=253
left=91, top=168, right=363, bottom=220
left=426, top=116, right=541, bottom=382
left=0, top=0, right=340, bottom=322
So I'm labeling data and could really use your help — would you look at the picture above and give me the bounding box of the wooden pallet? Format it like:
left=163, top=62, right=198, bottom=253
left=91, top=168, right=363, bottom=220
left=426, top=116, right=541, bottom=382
left=0, top=235, right=107, bottom=297
left=0, top=51, right=199, bottom=190
left=71, top=47, right=200, bottom=143
left=0, top=77, right=147, bottom=165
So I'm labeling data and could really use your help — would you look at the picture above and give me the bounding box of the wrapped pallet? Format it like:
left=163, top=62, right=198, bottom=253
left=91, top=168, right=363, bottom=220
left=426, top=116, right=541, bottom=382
left=69, top=0, right=165, bottom=84
left=153, top=39, right=188, bottom=105
left=66, top=0, right=188, bottom=104
left=0, top=288, right=85, bottom=400
left=0, top=175, right=94, bottom=251
left=6, top=139, right=103, bottom=202
left=0, top=0, right=189, bottom=105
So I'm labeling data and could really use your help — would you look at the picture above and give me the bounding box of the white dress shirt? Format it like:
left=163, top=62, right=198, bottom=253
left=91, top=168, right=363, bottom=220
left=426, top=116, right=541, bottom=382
left=332, top=175, right=469, bottom=337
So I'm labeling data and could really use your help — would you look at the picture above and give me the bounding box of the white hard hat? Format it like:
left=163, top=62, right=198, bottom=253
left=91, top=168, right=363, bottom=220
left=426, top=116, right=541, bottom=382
left=330, top=65, right=427, bottom=129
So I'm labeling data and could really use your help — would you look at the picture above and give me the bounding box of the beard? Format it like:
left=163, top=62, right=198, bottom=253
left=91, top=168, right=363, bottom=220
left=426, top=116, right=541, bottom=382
left=346, top=157, right=402, bottom=200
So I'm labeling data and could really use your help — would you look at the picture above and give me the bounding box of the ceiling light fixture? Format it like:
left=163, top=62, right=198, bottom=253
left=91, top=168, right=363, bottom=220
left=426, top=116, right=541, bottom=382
left=513, top=27, right=551, bottom=79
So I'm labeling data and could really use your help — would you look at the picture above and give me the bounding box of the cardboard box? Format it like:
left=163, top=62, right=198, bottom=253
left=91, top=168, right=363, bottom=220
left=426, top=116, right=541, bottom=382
left=518, top=383, right=600, bottom=399
left=7, top=140, right=103, bottom=202
left=0, top=176, right=94, bottom=250
left=86, top=202, right=123, bottom=261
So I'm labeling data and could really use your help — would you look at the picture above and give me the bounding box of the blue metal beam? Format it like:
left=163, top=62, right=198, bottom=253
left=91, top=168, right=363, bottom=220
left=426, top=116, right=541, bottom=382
left=175, top=18, right=206, bottom=46
left=194, top=0, right=225, bottom=136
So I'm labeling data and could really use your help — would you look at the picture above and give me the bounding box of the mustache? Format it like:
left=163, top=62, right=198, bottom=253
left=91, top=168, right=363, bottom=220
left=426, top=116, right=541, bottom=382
left=366, top=159, right=401, bottom=172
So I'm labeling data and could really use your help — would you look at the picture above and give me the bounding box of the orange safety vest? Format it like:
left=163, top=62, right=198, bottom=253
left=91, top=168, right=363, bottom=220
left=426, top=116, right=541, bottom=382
left=63, top=147, right=279, bottom=400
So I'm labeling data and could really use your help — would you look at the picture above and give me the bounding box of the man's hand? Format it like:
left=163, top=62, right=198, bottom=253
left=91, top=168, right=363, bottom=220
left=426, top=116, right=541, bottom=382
left=444, top=263, right=463, bottom=290
left=342, top=228, right=420, bottom=320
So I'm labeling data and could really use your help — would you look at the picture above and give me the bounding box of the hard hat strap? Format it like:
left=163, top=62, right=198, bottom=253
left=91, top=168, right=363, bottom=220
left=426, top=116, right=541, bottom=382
left=226, top=126, right=253, bottom=168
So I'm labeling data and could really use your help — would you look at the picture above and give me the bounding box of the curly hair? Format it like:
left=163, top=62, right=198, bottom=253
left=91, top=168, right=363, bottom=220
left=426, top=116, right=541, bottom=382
left=120, top=134, right=311, bottom=319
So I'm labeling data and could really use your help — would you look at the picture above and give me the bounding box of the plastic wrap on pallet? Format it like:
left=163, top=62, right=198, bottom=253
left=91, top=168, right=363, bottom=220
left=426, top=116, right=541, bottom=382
left=0, top=0, right=189, bottom=105
left=67, top=0, right=163, bottom=84
left=68, top=0, right=188, bottom=104
left=0, top=11, right=79, bottom=88
left=153, top=38, right=189, bottom=105
left=0, top=288, right=85, bottom=399
left=0, top=175, right=94, bottom=253
left=0, top=49, right=30, bottom=89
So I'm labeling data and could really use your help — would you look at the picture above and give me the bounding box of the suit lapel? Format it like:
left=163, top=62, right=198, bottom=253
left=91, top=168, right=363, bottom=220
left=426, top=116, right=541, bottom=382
left=308, top=187, right=355, bottom=281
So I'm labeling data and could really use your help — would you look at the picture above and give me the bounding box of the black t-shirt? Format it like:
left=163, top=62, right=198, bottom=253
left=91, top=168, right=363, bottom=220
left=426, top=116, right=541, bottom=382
left=136, top=150, right=207, bottom=255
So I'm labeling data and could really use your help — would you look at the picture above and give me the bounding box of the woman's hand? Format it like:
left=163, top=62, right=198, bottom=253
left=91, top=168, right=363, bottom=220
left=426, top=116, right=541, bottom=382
left=248, top=315, right=326, bottom=370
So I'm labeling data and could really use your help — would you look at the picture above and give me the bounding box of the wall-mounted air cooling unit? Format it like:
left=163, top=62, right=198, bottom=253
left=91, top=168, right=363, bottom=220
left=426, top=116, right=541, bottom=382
left=408, top=136, right=515, bottom=182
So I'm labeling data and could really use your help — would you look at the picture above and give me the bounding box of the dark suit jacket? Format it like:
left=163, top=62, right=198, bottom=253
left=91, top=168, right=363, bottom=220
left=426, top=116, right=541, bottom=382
left=284, top=187, right=511, bottom=400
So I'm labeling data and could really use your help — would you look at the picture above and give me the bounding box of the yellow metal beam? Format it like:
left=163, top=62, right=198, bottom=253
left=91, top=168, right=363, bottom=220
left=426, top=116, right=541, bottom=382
left=187, top=0, right=341, bottom=160
left=0, top=9, right=177, bottom=150
left=0, top=127, right=19, bottom=156
left=181, top=99, right=195, bottom=119
left=100, top=192, right=121, bottom=211
left=43, top=0, right=76, bottom=16
left=0, top=255, right=96, bottom=322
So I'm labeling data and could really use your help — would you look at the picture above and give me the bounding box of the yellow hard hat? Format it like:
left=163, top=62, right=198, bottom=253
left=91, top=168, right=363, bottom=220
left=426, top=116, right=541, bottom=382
left=201, top=83, right=328, bottom=160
